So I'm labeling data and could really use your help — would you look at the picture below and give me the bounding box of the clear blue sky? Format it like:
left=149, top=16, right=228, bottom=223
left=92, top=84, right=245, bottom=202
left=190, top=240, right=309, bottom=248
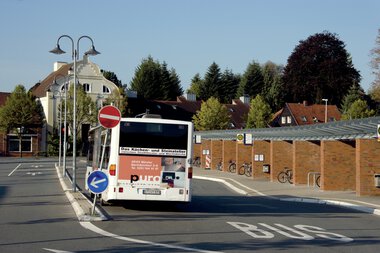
left=1, top=0, right=379, bottom=95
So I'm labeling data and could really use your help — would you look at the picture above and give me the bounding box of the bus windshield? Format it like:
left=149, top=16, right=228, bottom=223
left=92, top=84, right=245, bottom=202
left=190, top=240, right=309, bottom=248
left=119, top=122, right=188, bottom=157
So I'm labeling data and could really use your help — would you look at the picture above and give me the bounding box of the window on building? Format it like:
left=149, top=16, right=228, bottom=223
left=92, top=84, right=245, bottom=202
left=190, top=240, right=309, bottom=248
left=102, top=85, right=110, bottom=94
left=281, top=116, right=286, bottom=124
left=287, top=116, right=292, bottom=124
left=83, top=83, right=91, bottom=93
left=8, top=135, right=32, bottom=152
left=300, top=116, right=307, bottom=122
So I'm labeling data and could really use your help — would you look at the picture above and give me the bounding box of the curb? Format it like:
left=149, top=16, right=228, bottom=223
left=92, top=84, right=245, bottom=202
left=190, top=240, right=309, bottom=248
left=194, top=175, right=380, bottom=217
left=55, top=164, right=108, bottom=221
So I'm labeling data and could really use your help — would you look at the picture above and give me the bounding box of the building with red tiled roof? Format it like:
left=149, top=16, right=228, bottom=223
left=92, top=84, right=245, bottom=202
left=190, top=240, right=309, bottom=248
left=0, top=92, right=10, bottom=107
left=153, top=94, right=250, bottom=129
left=270, top=101, right=342, bottom=127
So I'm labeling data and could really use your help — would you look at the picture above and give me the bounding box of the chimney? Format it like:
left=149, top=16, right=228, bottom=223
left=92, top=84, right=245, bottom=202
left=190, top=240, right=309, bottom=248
left=303, top=100, right=308, bottom=106
left=184, top=93, right=196, bottom=101
left=239, top=95, right=250, bottom=105
left=54, top=61, right=67, bottom=71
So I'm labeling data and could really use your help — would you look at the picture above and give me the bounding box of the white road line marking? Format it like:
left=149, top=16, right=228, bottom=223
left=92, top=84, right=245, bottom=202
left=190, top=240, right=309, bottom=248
left=8, top=164, right=21, bottom=176
left=80, top=221, right=223, bottom=253
left=43, top=248, right=72, bottom=253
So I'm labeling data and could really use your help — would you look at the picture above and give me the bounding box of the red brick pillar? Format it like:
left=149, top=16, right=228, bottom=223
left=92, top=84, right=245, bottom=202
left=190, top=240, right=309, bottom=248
left=356, top=139, right=380, bottom=196
left=253, top=140, right=271, bottom=180
left=293, top=140, right=321, bottom=185
left=270, top=140, right=293, bottom=182
left=223, top=140, right=236, bottom=172
left=211, top=140, right=223, bottom=170
left=236, top=143, right=252, bottom=176
left=193, top=143, right=201, bottom=161
left=321, top=140, right=355, bottom=191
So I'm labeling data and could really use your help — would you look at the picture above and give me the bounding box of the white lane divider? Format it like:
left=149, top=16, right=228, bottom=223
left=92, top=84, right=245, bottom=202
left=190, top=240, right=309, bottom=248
left=8, top=164, right=21, bottom=176
left=80, top=221, right=223, bottom=253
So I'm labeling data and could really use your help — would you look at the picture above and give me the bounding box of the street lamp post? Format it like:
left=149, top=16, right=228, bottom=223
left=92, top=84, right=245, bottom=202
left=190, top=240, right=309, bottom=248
left=322, top=98, right=328, bottom=123
left=52, top=74, right=69, bottom=177
left=50, top=35, right=100, bottom=192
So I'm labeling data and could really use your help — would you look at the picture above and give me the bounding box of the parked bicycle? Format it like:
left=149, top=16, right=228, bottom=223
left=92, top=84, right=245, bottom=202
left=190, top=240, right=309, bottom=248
left=316, top=175, right=320, bottom=188
left=239, top=162, right=252, bottom=177
left=192, top=156, right=201, bottom=167
left=228, top=160, right=236, bottom=173
left=277, top=167, right=293, bottom=184
left=216, top=160, right=223, bottom=171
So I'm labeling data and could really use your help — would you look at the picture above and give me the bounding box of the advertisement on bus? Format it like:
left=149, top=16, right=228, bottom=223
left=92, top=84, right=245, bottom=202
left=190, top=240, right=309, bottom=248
left=118, top=155, right=186, bottom=189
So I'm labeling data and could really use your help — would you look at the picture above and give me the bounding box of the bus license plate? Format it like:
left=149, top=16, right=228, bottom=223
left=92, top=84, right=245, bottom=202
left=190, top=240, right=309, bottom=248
left=143, top=189, right=161, bottom=195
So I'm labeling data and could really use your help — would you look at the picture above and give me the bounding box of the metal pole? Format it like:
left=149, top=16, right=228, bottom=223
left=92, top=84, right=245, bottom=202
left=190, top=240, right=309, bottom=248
left=72, top=49, right=77, bottom=192
left=63, top=80, right=67, bottom=177
left=58, top=95, right=62, bottom=167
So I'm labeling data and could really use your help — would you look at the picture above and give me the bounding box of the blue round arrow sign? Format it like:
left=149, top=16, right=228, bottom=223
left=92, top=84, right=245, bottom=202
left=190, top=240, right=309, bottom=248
left=87, top=171, right=109, bottom=194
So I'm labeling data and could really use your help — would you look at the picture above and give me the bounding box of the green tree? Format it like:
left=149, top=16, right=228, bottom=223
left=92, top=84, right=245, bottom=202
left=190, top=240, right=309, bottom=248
left=246, top=95, right=272, bottom=128
left=341, top=82, right=366, bottom=114
left=261, top=61, right=284, bottom=111
left=0, top=85, right=43, bottom=156
left=220, top=69, right=240, bottom=104
left=130, top=56, right=162, bottom=99
left=65, top=84, right=97, bottom=139
left=161, top=63, right=183, bottom=100
left=192, top=97, right=230, bottom=131
left=237, top=61, right=264, bottom=98
left=370, top=28, right=380, bottom=98
left=0, top=85, right=43, bottom=132
left=199, top=62, right=222, bottom=101
left=103, top=87, right=128, bottom=116
left=130, top=56, right=183, bottom=100
left=282, top=31, right=361, bottom=105
left=102, top=70, right=122, bottom=87
left=341, top=99, right=375, bottom=120
left=187, top=73, right=203, bottom=99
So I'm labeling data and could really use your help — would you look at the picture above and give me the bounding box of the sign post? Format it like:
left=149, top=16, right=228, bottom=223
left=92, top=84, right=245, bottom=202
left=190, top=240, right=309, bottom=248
left=87, top=170, right=109, bottom=215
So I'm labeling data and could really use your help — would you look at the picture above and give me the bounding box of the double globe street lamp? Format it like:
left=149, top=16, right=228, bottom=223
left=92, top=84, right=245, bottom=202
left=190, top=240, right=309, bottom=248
left=50, top=35, right=100, bottom=192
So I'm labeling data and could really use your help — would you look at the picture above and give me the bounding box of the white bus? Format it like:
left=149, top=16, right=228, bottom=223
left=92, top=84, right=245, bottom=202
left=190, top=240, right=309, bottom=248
left=86, top=116, right=194, bottom=204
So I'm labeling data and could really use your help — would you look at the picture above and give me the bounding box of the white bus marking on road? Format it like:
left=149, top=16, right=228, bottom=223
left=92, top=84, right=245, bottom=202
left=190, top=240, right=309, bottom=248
left=80, top=221, right=223, bottom=253
left=8, top=164, right=21, bottom=176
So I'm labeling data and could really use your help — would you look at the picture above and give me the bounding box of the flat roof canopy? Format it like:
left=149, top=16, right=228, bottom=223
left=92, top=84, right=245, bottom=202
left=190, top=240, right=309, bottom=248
left=195, top=116, right=380, bottom=141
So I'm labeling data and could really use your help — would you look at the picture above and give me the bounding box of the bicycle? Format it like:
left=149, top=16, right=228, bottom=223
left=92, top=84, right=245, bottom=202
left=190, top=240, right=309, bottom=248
left=239, top=162, right=252, bottom=177
left=192, top=156, right=201, bottom=167
left=216, top=160, right=223, bottom=171
left=228, top=160, right=236, bottom=173
left=316, top=175, right=320, bottom=188
left=277, top=167, right=293, bottom=184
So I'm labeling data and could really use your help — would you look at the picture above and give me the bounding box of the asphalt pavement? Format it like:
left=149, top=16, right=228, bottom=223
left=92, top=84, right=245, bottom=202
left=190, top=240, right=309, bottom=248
left=51, top=161, right=380, bottom=221
left=193, top=167, right=380, bottom=216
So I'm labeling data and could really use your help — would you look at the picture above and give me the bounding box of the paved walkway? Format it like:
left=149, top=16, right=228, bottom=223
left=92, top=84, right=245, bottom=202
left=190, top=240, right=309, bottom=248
left=193, top=167, right=380, bottom=216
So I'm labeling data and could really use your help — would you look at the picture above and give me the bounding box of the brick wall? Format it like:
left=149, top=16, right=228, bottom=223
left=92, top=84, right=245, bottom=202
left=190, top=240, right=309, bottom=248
left=321, top=140, right=355, bottom=191
left=253, top=140, right=271, bottom=179
left=270, top=141, right=293, bottom=182
left=356, top=139, right=380, bottom=196
left=236, top=143, right=252, bottom=176
left=193, top=143, right=201, bottom=160
left=211, top=140, right=223, bottom=170
left=293, top=140, right=321, bottom=185
left=223, top=140, right=237, bottom=173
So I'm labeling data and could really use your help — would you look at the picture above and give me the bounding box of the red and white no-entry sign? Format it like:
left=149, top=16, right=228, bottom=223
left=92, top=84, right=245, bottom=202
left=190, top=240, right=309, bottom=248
left=98, top=105, right=121, bottom=128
